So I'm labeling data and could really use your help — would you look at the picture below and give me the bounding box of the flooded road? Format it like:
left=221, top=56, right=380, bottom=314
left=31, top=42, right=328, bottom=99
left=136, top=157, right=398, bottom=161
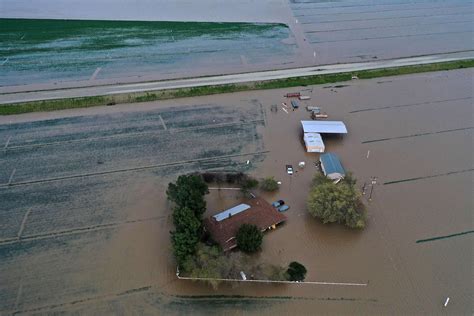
left=0, top=68, right=472, bottom=314
left=1, top=0, right=473, bottom=87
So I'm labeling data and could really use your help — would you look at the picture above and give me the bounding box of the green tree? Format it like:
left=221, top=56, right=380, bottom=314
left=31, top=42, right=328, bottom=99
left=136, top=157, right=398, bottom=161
left=173, top=206, right=202, bottom=235
left=342, top=173, right=357, bottom=187
left=307, top=174, right=366, bottom=229
left=182, top=243, right=231, bottom=289
left=286, top=261, right=307, bottom=282
left=167, top=174, right=209, bottom=217
left=236, top=224, right=263, bottom=253
left=260, top=177, right=279, bottom=192
left=312, top=174, right=332, bottom=187
left=168, top=175, right=209, bottom=267
left=241, top=177, right=259, bottom=193
left=171, top=209, right=201, bottom=267
left=171, top=230, right=200, bottom=267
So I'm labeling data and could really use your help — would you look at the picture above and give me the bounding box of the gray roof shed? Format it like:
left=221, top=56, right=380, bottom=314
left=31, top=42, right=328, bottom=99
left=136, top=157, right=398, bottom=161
left=320, top=153, right=345, bottom=180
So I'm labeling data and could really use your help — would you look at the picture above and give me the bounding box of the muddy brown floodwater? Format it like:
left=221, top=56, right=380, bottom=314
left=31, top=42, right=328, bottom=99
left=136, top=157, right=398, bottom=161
left=0, top=68, right=472, bottom=315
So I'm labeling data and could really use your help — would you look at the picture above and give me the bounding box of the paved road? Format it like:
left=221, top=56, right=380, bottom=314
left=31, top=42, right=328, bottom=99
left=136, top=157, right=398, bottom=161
left=0, top=51, right=473, bottom=105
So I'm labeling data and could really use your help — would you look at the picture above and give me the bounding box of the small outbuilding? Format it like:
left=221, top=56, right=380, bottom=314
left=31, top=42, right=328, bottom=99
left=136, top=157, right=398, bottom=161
left=303, top=132, right=325, bottom=153
left=320, top=153, right=345, bottom=182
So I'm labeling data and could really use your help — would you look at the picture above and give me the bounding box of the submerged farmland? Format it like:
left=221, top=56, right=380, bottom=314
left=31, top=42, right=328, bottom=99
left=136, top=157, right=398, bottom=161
left=0, top=19, right=295, bottom=86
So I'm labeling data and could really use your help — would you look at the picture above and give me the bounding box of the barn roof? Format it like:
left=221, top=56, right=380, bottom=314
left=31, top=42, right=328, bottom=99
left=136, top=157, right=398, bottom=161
left=301, top=121, right=348, bottom=134
left=320, top=153, right=345, bottom=177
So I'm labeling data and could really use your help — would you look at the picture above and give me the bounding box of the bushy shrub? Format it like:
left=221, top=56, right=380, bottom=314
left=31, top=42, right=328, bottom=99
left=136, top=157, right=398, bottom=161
left=201, top=172, right=216, bottom=183
left=260, top=177, right=279, bottom=192
left=286, top=261, right=307, bottom=282
left=182, top=243, right=231, bottom=289
left=236, top=224, right=263, bottom=253
left=241, top=177, right=259, bottom=192
left=226, top=172, right=245, bottom=184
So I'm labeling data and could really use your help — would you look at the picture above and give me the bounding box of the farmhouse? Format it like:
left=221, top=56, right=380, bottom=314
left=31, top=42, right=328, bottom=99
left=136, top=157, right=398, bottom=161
left=204, top=198, right=287, bottom=251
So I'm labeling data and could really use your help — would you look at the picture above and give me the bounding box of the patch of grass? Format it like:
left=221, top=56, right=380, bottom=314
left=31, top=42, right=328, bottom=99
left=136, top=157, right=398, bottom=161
left=255, top=72, right=353, bottom=89
left=0, top=19, right=287, bottom=57
left=355, top=59, right=474, bottom=79
left=0, top=95, right=114, bottom=115
left=1, top=59, right=473, bottom=115
left=133, top=93, right=159, bottom=102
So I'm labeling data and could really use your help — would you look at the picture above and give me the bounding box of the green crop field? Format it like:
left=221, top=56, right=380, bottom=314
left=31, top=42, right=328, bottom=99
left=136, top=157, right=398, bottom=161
left=0, top=19, right=294, bottom=86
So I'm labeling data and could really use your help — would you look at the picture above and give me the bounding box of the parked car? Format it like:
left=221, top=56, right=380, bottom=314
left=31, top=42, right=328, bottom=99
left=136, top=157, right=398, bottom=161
left=272, top=200, right=285, bottom=208
left=278, top=205, right=290, bottom=212
left=290, top=100, right=299, bottom=109
left=286, top=165, right=294, bottom=175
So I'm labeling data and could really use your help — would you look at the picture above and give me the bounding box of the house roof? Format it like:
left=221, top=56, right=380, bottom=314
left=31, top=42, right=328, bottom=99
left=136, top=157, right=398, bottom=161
left=204, top=198, right=287, bottom=251
left=301, top=121, right=348, bottom=134
left=320, top=153, right=345, bottom=177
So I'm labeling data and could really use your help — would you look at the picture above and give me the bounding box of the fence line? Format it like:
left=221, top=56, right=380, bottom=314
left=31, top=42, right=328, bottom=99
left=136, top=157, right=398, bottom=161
left=176, top=270, right=367, bottom=286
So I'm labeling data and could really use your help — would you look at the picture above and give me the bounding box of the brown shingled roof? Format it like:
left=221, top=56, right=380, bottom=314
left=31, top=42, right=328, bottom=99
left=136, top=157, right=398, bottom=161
left=203, top=197, right=287, bottom=251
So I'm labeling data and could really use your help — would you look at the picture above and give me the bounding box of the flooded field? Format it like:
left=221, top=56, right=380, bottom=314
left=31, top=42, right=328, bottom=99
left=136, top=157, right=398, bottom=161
left=0, top=19, right=296, bottom=86
left=1, top=0, right=473, bottom=87
left=290, top=0, right=474, bottom=64
left=0, top=69, right=472, bottom=314
left=0, top=0, right=289, bottom=24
